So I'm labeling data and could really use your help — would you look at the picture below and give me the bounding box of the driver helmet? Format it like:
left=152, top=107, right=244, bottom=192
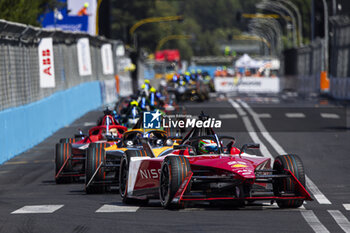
left=130, top=100, right=138, bottom=106
left=150, top=87, right=156, bottom=93
left=198, top=139, right=218, bottom=154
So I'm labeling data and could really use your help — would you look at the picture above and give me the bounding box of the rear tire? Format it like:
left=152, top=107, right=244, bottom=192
left=85, top=143, right=110, bottom=194
left=119, top=150, right=149, bottom=204
left=159, top=156, right=191, bottom=209
left=55, top=143, right=73, bottom=184
left=273, top=154, right=305, bottom=208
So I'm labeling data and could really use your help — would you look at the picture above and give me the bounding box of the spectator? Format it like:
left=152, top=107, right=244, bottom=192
left=77, top=2, right=89, bottom=16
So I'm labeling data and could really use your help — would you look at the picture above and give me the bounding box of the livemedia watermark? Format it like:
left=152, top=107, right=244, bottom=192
left=143, top=110, right=222, bottom=129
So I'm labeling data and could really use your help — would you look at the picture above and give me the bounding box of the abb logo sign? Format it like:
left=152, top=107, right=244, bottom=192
left=38, top=38, right=55, bottom=88
left=42, top=49, right=52, bottom=75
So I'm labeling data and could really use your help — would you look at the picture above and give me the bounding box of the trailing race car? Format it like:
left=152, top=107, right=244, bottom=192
left=84, top=128, right=178, bottom=194
left=167, top=73, right=209, bottom=102
left=55, top=111, right=127, bottom=184
left=119, top=115, right=312, bottom=209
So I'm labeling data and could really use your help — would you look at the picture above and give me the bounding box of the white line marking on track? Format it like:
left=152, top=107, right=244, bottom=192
left=181, top=203, right=305, bottom=211
left=95, top=204, right=139, bottom=213
left=257, top=113, right=271, bottom=118
left=301, top=210, right=330, bottom=233
left=11, top=205, right=64, bottom=214
left=229, top=100, right=247, bottom=116
left=229, top=99, right=306, bottom=210
left=5, top=161, right=28, bottom=165
left=321, top=113, right=340, bottom=119
left=305, top=177, right=332, bottom=204
left=218, top=113, right=238, bottom=119
left=344, top=204, right=350, bottom=211
left=84, top=122, right=96, bottom=126
left=228, top=99, right=274, bottom=160
left=236, top=99, right=331, bottom=205
left=286, top=113, right=306, bottom=118
left=328, top=210, right=350, bottom=233
left=257, top=202, right=306, bottom=210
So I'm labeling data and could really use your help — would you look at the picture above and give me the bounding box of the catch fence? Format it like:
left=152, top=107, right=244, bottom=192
left=295, top=16, right=350, bottom=99
left=0, top=19, right=128, bottom=111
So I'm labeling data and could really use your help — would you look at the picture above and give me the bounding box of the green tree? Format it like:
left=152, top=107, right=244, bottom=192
left=0, top=0, right=58, bottom=26
left=110, top=0, right=257, bottom=59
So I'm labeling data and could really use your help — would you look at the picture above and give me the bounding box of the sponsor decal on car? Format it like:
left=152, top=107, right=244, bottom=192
left=140, top=169, right=161, bottom=179
left=78, top=144, right=89, bottom=150
left=231, top=164, right=247, bottom=168
left=228, top=161, right=248, bottom=168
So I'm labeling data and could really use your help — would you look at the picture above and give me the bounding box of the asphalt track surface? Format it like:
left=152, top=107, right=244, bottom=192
left=0, top=93, right=349, bottom=233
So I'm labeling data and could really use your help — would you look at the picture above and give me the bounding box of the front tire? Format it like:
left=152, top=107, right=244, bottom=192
left=55, top=143, right=73, bottom=184
left=85, top=143, right=110, bottom=194
left=273, top=154, right=305, bottom=208
left=119, top=150, right=148, bottom=204
left=159, top=156, right=191, bottom=209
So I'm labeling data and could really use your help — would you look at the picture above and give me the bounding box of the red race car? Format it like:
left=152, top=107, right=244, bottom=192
left=119, top=117, right=312, bottom=209
left=55, top=110, right=127, bottom=184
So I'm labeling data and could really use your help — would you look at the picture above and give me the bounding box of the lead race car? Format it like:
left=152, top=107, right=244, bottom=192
left=119, top=114, right=312, bottom=209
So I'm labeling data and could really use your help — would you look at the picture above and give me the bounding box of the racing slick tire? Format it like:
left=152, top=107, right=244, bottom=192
left=55, top=143, right=74, bottom=184
left=273, top=154, right=305, bottom=208
left=59, top=138, right=76, bottom=143
left=159, top=156, right=191, bottom=209
left=119, top=149, right=149, bottom=205
left=85, top=142, right=110, bottom=194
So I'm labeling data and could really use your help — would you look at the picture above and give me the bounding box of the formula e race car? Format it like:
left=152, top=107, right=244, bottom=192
left=84, top=128, right=178, bottom=194
left=55, top=111, right=127, bottom=184
left=119, top=116, right=312, bottom=209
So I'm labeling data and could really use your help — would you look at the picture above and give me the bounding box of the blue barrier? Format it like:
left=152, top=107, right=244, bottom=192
left=0, top=81, right=103, bottom=164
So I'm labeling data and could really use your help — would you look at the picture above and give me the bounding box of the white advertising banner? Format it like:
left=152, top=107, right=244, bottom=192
left=118, top=74, right=133, bottom=97
left=214, top=77, right=280, bottom=93
left=101, top=44, right=114, bottom=75
left=77, top=38, right=92, bottom=76
left=101, top=79, right=117, bottom=104
left=38, top=38, right=55, bottom=88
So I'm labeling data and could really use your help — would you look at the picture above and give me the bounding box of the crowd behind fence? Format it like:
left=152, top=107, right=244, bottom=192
left=0, top=19, right=132, bottom=111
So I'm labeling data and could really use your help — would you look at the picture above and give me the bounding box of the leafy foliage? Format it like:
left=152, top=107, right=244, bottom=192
left=110, top=0, right=257, bottom=60
left=0, top=0, right=59, bottom=26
